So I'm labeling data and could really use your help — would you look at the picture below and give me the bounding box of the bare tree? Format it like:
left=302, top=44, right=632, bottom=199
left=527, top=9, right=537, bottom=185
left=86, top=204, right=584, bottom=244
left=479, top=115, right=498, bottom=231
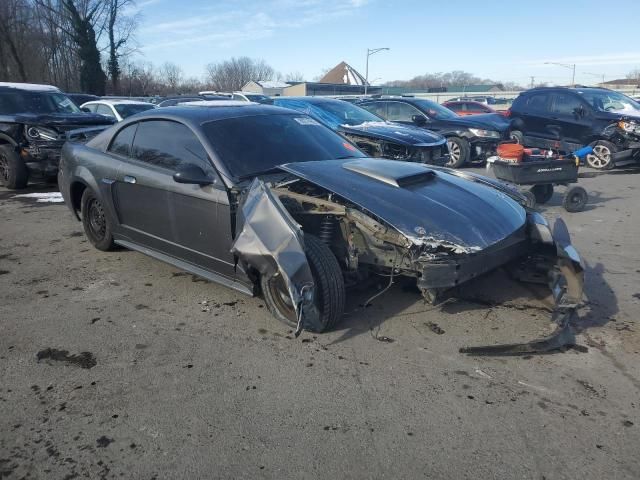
left=106, top=0, right=137, bottom=94
left=205, top=57, right=275, bottom=91
left=285, top=71, right=304, bottom=82
left=159, top=62, right=183, bottom=93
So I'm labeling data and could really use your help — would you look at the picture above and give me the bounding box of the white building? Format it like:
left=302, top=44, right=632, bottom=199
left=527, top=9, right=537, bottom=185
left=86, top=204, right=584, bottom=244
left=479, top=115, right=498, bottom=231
left=241, top=80, right=291, bottom=96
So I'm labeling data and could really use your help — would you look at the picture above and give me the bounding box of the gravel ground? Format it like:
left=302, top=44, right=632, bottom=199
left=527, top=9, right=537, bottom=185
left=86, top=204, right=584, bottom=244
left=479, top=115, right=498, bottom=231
left=1, top=165, right=639, bottom=479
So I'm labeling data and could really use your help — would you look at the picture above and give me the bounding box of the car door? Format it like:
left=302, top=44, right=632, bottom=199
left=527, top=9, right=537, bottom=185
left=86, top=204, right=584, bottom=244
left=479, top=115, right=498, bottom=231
left=518, top=92, right=554, bottom=147
left=112, top=119, right=237, bottom=279
left=549, top=92, right=593, bottom=149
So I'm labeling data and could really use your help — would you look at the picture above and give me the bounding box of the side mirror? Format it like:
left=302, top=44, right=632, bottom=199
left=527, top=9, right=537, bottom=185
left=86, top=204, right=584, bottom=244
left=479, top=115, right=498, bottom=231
left=81, top=107, right=91, bottom=113
left=173, top=164, right=214, bottom=186
left=412, top=114, right=427, bottom=126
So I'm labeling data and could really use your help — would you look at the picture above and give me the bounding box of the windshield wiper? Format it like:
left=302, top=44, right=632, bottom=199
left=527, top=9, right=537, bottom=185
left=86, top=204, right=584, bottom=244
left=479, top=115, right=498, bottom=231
left=238, top=167, right=283, bottom=180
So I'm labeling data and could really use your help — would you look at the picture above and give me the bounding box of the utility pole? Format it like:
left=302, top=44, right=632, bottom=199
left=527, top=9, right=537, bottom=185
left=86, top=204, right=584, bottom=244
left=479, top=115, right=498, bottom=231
left=545, top=61, right=576, bottom=86
left=364, top=47, right=389, bottom=95
left=530, top=76, right=535, bottom=88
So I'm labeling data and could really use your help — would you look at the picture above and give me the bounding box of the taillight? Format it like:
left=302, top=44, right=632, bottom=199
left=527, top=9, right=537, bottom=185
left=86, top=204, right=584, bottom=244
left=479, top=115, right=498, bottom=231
left=503, top=109, right=511, bottom=117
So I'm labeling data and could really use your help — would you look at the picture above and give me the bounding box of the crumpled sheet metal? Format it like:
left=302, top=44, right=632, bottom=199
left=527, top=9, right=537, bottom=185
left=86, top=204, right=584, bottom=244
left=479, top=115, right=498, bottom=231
left=231, top=179, right=320, bottom=331
left=459, top=217, right=585, bottom=356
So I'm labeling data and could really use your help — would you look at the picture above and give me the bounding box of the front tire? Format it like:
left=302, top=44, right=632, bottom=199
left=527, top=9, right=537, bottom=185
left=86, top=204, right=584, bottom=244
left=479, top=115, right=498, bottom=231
left=586, top=140, right=615, bottom=170
left=530, top=184, right=554, bottom=204
left=445, top=137, right=469, bottom=168
left=261, top=234, right=345, bottom=333
left=0, top=145, right=28, bottom=189
left=81, top=188, right=115, bottom=251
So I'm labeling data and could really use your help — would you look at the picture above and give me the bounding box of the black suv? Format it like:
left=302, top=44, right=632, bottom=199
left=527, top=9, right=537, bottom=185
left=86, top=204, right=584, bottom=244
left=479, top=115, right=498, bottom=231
left=358, top=97, right=510, bottom=167
left=507, top=87, right=640, bottom=170
left=0, top=83, right=115, bottom=189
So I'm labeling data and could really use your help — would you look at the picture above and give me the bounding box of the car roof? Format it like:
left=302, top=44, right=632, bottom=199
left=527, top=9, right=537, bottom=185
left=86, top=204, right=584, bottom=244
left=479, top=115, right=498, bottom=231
left=522, top=86, right=614, bottom=95
left=276, top=96, right=346, bottom=105
left=83, top=99, right=153, bottom=106
left=0, top=82, right=60, bottom=93
left=123, top=103, right=301, bottom=126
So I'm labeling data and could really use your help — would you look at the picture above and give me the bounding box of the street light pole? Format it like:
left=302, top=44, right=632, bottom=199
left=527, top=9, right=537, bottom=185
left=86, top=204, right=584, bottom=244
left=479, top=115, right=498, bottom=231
left=544, top=61, right=576, bottom=86
left=364, top=47, right=389, bottom=95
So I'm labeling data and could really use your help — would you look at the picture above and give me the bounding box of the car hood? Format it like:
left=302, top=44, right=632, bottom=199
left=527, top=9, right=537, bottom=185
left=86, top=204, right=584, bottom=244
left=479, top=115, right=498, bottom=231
left=339, top=121, right=445, bottom=146
left=11, top=112, right=116, bottom=127
left=433, top=114, right=509, bottom=132
left=280, top=158, right=526, bottom=251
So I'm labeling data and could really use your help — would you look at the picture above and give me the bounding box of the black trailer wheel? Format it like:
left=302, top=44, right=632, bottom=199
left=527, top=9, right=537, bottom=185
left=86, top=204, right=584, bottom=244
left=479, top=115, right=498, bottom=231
left=0, top=145, right=28, bottom=189
left=522, top=190, right=537, bottom=209
left=261, top=234, right=345, bottom=333
left=509, top=130, right=524, bottom=145
left=530, top=184, right=554, bottom=204
left=445, top=137, right=469, bottom=168
left=563, top=186, right=588, bottom=212
left=81, top=188, right=115, bottom=251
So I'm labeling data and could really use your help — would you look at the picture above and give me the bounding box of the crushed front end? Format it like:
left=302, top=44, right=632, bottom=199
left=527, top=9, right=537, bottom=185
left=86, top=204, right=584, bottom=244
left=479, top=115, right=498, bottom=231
left=269, top=160, right=584, bottom=354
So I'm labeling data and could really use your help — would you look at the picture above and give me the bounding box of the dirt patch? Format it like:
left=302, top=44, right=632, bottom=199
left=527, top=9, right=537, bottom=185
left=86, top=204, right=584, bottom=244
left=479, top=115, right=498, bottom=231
left=36, top=348, right=97, bottom=369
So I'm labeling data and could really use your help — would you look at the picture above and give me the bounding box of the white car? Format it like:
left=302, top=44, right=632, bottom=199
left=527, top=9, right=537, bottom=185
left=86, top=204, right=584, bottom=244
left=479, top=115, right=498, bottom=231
left=80, top=99, right=156, bottom=122
left=230, top=92, right=273, bottom=104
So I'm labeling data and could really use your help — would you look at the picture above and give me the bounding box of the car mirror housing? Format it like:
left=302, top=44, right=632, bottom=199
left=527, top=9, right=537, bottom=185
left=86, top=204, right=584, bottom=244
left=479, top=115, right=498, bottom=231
left=173, top=164, right=214, bottom=186
left=412, top=114, right=427, bottom=126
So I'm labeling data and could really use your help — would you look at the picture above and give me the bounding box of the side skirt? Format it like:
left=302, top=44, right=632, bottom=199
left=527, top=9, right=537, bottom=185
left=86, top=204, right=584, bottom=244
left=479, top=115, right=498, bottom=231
left=115, top=239, right=254, bottom=296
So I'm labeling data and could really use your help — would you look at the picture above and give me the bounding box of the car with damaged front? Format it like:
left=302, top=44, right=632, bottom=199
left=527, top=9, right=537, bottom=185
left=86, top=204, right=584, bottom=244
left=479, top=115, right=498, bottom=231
left=58, top=102, right=584, bottom=354
left=358, top=97, right=510, bottom=168
left=0, top=82, right=116, bottom=189
left=272, top=97, right=449, bottom=166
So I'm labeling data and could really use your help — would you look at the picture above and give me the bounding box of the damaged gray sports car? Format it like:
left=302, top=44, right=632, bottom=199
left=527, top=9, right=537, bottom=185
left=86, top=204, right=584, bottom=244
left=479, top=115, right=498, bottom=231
left=59, top=103, right=584, bottom=354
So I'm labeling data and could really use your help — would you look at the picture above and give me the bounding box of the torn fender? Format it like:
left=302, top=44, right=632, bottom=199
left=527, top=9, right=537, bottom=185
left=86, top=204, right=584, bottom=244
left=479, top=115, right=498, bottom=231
left=231, top=179, right=320, bottom=332
left=460, top=217, right=585, bottom=356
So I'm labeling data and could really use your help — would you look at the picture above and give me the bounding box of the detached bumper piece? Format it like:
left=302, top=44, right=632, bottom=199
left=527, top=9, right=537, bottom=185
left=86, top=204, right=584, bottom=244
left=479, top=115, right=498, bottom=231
left=231, top=179, right=320, bottom=334
left=459, top=217, right=584, bottom=356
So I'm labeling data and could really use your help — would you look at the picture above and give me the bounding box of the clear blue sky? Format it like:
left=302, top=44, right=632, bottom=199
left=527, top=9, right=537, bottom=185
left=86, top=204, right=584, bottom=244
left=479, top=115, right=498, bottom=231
left=130, top=0, right=640, bottom=86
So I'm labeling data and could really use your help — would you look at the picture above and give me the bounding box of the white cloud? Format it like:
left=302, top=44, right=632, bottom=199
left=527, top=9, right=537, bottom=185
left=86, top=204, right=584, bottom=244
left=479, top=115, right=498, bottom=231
left=139, top=0, right=370, bottom=51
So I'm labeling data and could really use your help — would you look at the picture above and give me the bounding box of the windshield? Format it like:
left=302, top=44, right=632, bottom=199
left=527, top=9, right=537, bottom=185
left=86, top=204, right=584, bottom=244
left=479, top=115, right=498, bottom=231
left=0, top=91, right=81, bottom=115
left=413, top=99, right=458, bottom=119
left=113, top=103, right=155, bottom=118
left=202, top=113, right=365, bottom=179
left=578, top=90, right=640, bottom=114
left=311, top=100, right=384, bottom=127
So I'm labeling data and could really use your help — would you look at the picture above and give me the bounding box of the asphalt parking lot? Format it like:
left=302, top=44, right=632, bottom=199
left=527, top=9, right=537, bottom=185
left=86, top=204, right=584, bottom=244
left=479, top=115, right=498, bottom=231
left=1, top=165, right=639, bottom=479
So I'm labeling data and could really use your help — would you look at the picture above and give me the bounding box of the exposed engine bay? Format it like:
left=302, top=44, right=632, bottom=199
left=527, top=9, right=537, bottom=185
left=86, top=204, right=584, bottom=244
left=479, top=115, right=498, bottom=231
left=232, top=168, right=584, bottom=355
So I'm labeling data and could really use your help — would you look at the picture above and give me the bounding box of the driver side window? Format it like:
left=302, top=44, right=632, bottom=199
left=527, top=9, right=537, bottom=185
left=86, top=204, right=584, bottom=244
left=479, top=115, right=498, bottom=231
left=552, top=93, right=584, bottom=116
left=130, top=120, right=212, bottom=173
left=387, top=102, right=422, bottom=122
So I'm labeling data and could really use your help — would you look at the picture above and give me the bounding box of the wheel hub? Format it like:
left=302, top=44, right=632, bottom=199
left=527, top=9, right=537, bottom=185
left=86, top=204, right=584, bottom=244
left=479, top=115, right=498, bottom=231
left=88, top=199, right=106, bottom=238
left=446, top=141, right=460, bottom=165
left=587, top=145, right=611, bottom=168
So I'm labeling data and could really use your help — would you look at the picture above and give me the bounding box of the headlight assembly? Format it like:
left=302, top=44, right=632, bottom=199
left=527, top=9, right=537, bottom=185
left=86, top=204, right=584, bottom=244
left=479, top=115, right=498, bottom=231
left=468, top=128, right=500, bottom=138
left=618, top=121, right=640, bottom=135
left=26, top=126, right=59, bottom=141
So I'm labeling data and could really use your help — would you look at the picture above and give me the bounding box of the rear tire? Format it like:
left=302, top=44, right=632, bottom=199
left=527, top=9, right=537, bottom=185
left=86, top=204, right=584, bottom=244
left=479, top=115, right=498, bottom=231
left=530, top=184, right=554, bottom=204
left=445, top=137, right=469, bottom=168
left=509, top=130, right=524, bottom=145
left=586, top=140, right=615, bottom=170
left=563, top=186, right=588, bottom=212
left=261, top=234, right=345, bottom=333
left=0, top=145, right=28, bottom=189
left=81, top=188, right=115, bottom=251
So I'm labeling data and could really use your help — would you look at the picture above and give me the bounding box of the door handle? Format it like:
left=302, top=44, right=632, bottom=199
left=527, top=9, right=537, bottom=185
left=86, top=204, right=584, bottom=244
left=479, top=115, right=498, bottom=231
left=124, top=175, right=136, bottom=184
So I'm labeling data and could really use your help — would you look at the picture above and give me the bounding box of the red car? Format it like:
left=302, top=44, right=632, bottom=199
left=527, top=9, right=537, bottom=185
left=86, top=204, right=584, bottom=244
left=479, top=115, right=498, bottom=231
left=443, top=100, right=504, bottom=116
